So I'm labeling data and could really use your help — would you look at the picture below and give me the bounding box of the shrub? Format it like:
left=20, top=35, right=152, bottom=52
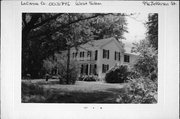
left=105, top=65, right=130, bottom=83
left=43, top=58, right=57, bottom=75
left=56, top=54, right=79, bottom=84
left=116, top=77, right=157, bottom=103
left=132, top=40, right=158, bottom=80
left=79, top=75, right=100, bottom=81
left=127, top=71, right=140, bottom=80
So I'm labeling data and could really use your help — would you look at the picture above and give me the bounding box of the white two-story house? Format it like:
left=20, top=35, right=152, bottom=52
left=56, top=37, right=138, bottom=79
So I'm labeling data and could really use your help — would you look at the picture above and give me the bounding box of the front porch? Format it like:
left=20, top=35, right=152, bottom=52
left=80, top=63, right=98, bottom=76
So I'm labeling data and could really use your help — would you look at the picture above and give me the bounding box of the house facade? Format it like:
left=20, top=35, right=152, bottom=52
left=58, top=37, right=138, bottom=79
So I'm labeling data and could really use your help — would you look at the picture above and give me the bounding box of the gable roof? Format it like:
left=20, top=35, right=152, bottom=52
left=70, top=37, right=138, bottom=55
left=79, top=37, right=124, bottom=51
left=80, top=37, right=114, bottom=49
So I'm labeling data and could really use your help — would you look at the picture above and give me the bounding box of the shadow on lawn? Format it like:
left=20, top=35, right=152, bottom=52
left=22, top=81, right=123, bottom=103
left=46, top=90, right=118, bottom=103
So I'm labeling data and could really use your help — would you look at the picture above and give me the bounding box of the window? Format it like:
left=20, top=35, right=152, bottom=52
left=72, top=52, right=78, bottom=58
left=89, top=64, right=97, bottom=75
left=87, top=51, right=91, bottom=57
left=124, top=55, right=130, bottom=63
left=81, top=64, right=88, bottom=75
left=115, top=51, right=120, bottom=61
left=72, top=52, right=75, bottom=58
left=80, top=52, right=82, bottom=57
left=103, top=49, right=109, bottom=59
left=80, top=51, right=84, bottom=58
left=118, top=52, right=121, bottom=61
left=102, top=64, right=109, bottom=73
left=75, top=52, right=78, bottom=57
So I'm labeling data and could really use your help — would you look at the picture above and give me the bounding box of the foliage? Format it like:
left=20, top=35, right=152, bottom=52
left=116, top=77, right=157, bottom=103
left=78, top=75, right=100, bottom=81
left=132, top=40, right=158, bottom=80
left=22, top=13, right=128, bottom=78
left=127, top=70, right=141, bottom=80
left=89, top=14, right=128, bottom=40
left=43, top=57, right=57, bottom=74
left=56, top=53, right=79, bottom=84
left=22, top=82, right=47, bottom=103
left=146, top=13, right=158, bottom=50
left=105, top=65, right=130, bottom=83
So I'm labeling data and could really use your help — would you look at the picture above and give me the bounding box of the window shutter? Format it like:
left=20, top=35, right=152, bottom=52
left=81, top=64, right=84, bottom=74
left=95, top=50, right=98, bottom=60
left=108, top=50, right=109, bottom=59
left=94, top=64, right=97, bottom=75
left=114, top=51, right=116, bottom=60
left=103, top=49, right=105, bottom=58
left=90, top=51, right=91, bottom=57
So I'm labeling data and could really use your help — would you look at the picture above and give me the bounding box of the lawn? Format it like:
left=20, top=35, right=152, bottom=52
left=22, top=79, right=127, bottom=103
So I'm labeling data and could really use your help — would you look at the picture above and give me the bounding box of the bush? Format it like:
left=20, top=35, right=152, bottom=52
left=105, top=65, right=130, bottom=83
left=116, top=77, right=157, bottom=103
left=43, top=54, right=79, bottom=84
left=132, top=40, right=158, bottom=80
left=78, top=75, right=100, bottom=81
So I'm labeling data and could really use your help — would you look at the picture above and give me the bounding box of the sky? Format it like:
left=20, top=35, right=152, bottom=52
left=123, top=13, right=148, bottom=53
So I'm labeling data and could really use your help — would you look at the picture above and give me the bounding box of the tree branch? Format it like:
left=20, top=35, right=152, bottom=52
left=32, top=13, right=64, bottom=29
left=30, top=13, right=111, bottom=39
left=29, top=13, right=133, bottom=40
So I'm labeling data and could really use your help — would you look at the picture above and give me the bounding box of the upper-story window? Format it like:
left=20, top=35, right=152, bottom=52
left=72, top=52, right=75, bottom=58
left=72, top=52, right=78, bottom=58
left=87, top=51, right=91, bottom=57
left=80, top=51, right=84, bottom=58
left=103, top=49, right=109, bottom=59
left=114, top=51, right=121, bottom=61
left=124, top=55, right=130, bottom=63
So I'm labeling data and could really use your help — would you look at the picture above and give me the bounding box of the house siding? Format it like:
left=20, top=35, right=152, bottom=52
left=57, top=37, right=138, bottom=80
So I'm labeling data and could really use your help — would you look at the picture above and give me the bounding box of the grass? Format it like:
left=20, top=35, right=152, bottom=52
left=22, top=78, right=157, bottom=103
left=22, top=79, right=127, bottom=103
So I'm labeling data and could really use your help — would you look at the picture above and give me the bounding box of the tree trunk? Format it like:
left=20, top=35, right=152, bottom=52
left=66, top=46, right=70, bottom=84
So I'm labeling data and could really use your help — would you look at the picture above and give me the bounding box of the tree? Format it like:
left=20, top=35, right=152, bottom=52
left=146, top=13, right=158, bottom=50
left=22, top=13, right=129, bottom=79
left=131, top=40, right=157, bottom=80
left=131, top=13, right=158, bottom=80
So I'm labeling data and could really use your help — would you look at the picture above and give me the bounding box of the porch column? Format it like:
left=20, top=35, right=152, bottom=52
left=88, top=64, right=91, bottom=75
